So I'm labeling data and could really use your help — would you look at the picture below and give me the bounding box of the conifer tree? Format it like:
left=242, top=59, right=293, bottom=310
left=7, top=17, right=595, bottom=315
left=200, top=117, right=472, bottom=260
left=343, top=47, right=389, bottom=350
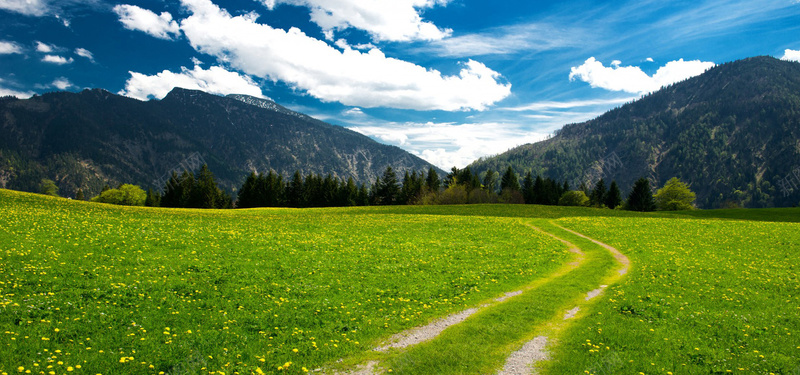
left=76, top=188, right=85, bottom=201
left=590, top=178, right=607, bottom=207
left=374, top=166, right=400, bottom=205
left=605, top=181, right=622, bottom=209
left=426, top=167, right=441, bottom=192
left=160, top=172, right=183, bottom=208
left=342, top=177, right=358, bottom=206
left=357, top=184, right=370, bottom=206
left=533, top=175, right=545, bottom=204
left=522, top=171, right=535, bottom=204
left=482, top=169, right=497, bottom=192
left=626, top=177, right=656, bottom=212
left=237, top=172, right=258, bottom=208
left=286, top=171, right=304, bottom=207
left=145, top=188, right=160, bottom=207
left=500, top=166, right=520, bottom=192
left=189, top=165, right=221, bottom=208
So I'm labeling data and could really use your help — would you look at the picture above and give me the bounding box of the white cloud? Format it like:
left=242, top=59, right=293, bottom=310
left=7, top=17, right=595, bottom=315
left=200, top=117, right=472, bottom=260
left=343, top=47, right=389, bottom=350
left=342, top=107, right=365, bottom=117
left=501, top=97, right=637, bottom=112
left=0, top=41, right=22, bottom=54
left=75, top=47, right=94, bottom=61
left=42, top=54, right=73, bottom=64
left=119, top=64, right=264, bottom=100
left=35, top=41, right=54, bottom=53
left=569, top=57, right=715, bottom=94
left=611, top=60, right=621, bottom=67
left=0, top=87, right=35, bottom=98
left=425, top=23, right=584, bottom=57
left=0, top=0, right=48, bottom=16
left=113, top=4, right=181, bottom=40
left=781, top=49, right=800, bottom=62
left=51, top=77, right=72, bottom=90
left=179, top=0, right=510, bottom=111
left=55, top=14, right=69, bottom=27
left=0, top=78, right=35, bottom=98
left=262, top=0, right=452, bottom=42
left=646, top=57, right=654, bottom=62
left=349, top=122, right=547, bottom=169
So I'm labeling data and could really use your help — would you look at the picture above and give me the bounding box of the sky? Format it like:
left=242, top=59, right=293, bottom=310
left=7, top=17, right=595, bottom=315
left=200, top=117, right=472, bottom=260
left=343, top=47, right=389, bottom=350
left=1, top=0, right=800, bottom=169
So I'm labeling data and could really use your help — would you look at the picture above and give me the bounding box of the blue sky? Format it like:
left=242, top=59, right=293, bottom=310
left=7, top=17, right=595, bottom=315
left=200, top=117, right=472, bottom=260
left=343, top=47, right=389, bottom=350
left=2, top=0, right=800, bottom=168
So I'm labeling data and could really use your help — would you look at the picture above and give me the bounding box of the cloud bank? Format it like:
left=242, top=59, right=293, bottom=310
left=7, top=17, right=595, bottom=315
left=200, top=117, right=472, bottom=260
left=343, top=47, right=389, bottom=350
left=349, top=121, right=547, bottom=169
left=119, top=64, right=264, bottom=100
left=569, top=57, right=715, bottom=94
left=176, top=0, right=509, bottom=111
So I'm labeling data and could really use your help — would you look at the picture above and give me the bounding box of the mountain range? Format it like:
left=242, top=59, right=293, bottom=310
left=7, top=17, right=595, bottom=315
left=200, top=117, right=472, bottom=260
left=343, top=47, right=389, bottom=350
left=470, top=56, right=800, bottom=208
left=2, top=56, right=799, bottom=208
left=0, top=87, right=439, bottom=198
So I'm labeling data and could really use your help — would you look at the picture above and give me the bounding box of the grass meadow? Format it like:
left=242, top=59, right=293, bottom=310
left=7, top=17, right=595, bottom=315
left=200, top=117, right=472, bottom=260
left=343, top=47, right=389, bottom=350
left=1, top=189, right=799, bottom=374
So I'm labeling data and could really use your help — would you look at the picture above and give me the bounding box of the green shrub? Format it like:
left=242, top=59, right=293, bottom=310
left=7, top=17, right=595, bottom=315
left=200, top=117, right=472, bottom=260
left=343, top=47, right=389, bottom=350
left=92, top=184, right=146, bottom=206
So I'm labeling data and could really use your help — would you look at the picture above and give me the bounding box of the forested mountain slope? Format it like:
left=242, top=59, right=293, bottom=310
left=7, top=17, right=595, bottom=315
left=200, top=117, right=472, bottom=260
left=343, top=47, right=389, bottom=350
left=0, top=88, right=439, bottom=197
left=471, top=56, right=800, bottom=208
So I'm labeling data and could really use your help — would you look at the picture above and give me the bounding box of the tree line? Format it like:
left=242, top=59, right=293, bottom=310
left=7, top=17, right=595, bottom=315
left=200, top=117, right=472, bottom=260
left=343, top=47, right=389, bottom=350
left=62, top=163, right=696, bottom=211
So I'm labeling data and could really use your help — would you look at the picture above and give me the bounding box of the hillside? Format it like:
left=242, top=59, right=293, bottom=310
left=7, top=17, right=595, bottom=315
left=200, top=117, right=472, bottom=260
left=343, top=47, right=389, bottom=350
left=470, top=56, right=800, bottom=208
left=0, top=88, right=439, bottom=197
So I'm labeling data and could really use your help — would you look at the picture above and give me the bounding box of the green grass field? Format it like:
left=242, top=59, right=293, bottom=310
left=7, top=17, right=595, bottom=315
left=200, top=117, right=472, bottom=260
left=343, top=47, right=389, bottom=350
left=1, top=189, right=799, bottom=375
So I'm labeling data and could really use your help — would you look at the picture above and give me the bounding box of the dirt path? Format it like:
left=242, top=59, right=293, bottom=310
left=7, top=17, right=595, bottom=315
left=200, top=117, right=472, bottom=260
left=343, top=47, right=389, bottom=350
left=555, top=225, right=630, bottom=276
left=496, top=223, right=630, bottom=375
left=372, top=223, right=587, bottom=355
left=321, top=222, right=628, bottom=375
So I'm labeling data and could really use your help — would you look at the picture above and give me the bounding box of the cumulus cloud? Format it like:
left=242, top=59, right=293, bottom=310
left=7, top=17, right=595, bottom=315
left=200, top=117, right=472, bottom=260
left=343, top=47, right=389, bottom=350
left=782, top=49, right=800, bottom=62
left=113, top=4, right=181, bottom=40
left=0, top=0, right=48, bottom=16
left=349, top=121, right=547, bottom=169
left=179, top=0, right=509, bottom=111
left=0, top=41, right=22, bottom=54
left=75, top=47, right=94, bottom=61
left=51, top=77, right=73, bottom=90
left=42, top=55, right=73, bottom=64
left=569, top=57, right=715, bottom=94
left=35, top=41, right=54, bottom=53
left=261, top=0, right=451, bottom=42
left=119, top=64, right=264, bottom=101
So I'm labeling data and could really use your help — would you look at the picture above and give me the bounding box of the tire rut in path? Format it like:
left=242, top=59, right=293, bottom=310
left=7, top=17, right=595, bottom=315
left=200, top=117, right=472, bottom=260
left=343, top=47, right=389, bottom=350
left=322, top=222, right=620, bottom=375
left=371, top=223, right=587, bottom=355
left=496, top=223, right=630, bottom=375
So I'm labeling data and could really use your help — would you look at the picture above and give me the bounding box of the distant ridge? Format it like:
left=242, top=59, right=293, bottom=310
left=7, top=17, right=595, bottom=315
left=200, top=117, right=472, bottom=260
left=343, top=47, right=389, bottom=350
left=226, top=94, right=311, bottom=120
left=470, top=56, right=800, bottom=208
left=0, top=87, right=441, bottom=197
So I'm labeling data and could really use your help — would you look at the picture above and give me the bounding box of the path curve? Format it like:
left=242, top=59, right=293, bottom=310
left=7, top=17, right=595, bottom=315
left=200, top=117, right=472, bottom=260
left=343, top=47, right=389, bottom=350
left=554, top=225, right=630, bottom=276
left=497, top=222, right=630, bottom=375
left=372, top=223, right=586, bottom=354
left=323, top=222, right=625, bottom=375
